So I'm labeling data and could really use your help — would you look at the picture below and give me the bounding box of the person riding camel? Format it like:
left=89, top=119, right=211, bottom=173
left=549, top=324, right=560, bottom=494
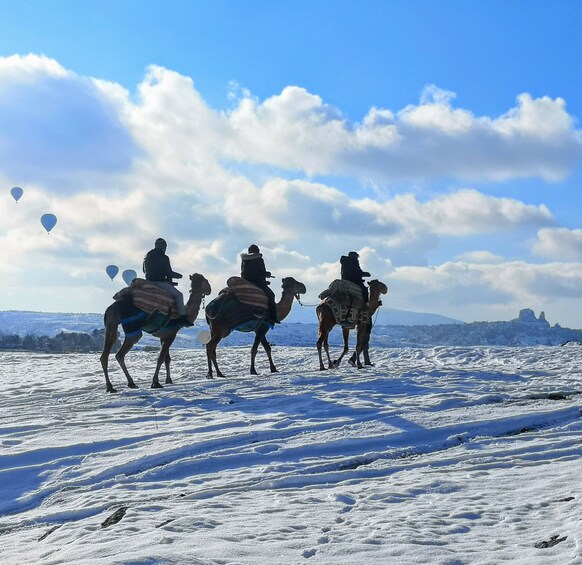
left=143, top=238, right=193, bottom=326
left=240, top=244, right=279, bottom=324
left=340, top=251, right=371, bottom=303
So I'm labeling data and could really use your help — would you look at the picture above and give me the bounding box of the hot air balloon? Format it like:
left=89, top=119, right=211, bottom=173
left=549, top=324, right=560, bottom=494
left=122, top=269, right=137, bottom=286
left=197, top=330, right=211, bottom=344
left=40, top=213, right=57, bottom=234
left=106, top=265, right=119, bottom=281
left=10, top=187, right=23, bottom=203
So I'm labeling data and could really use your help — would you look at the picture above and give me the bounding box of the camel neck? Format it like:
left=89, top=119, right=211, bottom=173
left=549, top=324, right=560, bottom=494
left=185, top=291, right=204, bottom=322
left=276, top=290, right=295, bottom=321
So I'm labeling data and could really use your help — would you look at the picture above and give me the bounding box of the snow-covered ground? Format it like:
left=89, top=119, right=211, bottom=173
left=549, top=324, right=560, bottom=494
left=1, top=345, right=581, bottom=564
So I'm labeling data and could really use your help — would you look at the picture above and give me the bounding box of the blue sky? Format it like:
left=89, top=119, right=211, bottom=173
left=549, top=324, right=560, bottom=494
left=1, top=1, right=582, bottom=326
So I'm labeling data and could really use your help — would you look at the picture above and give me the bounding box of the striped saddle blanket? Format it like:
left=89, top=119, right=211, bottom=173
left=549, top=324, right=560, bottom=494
left=113, top=278, right=179, bottom=319
left=226, top=276, right=269, bottom=310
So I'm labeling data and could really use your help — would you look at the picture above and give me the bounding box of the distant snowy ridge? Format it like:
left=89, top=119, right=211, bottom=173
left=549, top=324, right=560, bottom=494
left=285, top=305, right=463, bottom=326
left=0, top=306, right=462, bottom=338
left=1, top=307, right=580, bottom=348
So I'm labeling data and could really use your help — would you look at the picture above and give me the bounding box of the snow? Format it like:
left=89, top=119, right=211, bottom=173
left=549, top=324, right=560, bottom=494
left=1, top=345, right=582, bottom=564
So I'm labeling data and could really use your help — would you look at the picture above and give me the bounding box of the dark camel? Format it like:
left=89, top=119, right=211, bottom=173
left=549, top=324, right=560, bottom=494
left=205, top=277, right=306, bottom=378
left=100, top=273, right=211, bottom=392
left=316, top=279, right=388, bottom=370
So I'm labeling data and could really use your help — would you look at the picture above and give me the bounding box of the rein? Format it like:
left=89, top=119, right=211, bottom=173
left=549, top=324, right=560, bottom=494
left=295, top=295, right=320, bottom=307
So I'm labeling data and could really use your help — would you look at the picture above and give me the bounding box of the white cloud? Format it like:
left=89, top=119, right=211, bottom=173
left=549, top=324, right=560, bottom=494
left=389, top=260, right=582, bottom=321
left=532, top=227, right=582, bottom=261
left=222, top=83, right=582, bottom=182
left=1, top=55, right=581, bottom=324
left=455, top=250, right=504, bottom=264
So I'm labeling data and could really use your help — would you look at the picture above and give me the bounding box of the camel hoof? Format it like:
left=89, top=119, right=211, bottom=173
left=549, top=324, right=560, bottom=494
left=250, top=370, right=258, bottom=376
left=128, top=382, right=139, bottom=389
left=270, top=368, right=279, bottom=373
left=348, top=359, right=356, bottom=368
left=107, top=387, right=117, bottom=393
left=165, top=378, right=173, bottom=385
left=205, top=373, right=214, bottom=380
left=151, top=382, right=164, bottom=389
left=364, top=362, right=374, bottom=367
left=319, top=367, right=327, bottom=371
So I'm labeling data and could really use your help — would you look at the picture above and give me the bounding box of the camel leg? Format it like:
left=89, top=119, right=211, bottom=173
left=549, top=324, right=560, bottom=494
left=250, top=332, right=261, bottom=375
left=151, top=335, right=175, bottom=388
left=333, top=328, right=350, bottom=368
left=350, top=323, right=373, bottom=367
left=160, top=334, right=176, bottom=385
left=263, top=336, right=278, bottom=373
left=260, top=330, right=278, bottom=373
left=251, top=327, right=277, bottom=374
left=349, top=348, right=372, bottom=366
left=363, top=346, right=373, bottom=366
left=100, top=323, right=120, bottom=393
left=205, top=341, right=214, bottom=379
left=317, top=331, right=335, bottom=370
left=115, top=335, right=141, bottom=389
left=206, top=333, right=225, bottom=379
left=352, top=324, right=368, bottom=369
left=316, top=330, right=327, bottom=370
left=164, top=348, right=172, bottom=384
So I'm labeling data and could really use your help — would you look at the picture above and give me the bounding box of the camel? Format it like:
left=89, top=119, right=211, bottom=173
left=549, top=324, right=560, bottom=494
left=205, top=277, right=306, bottom=378
left=316, top=279, right=388, bottom=370
left=100, top=273, right=211, bottom=393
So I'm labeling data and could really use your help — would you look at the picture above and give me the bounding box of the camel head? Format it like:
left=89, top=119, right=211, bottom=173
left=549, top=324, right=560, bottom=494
left=281, top=277, right=307, bottom=301
left=189, top=273, right=212, bottom=296
left=368, top=279, right=388, bottom=299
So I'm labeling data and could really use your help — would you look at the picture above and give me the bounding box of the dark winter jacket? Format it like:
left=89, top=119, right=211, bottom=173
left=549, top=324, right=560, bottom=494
left=143, top=248, right=182, bottom=283
left=340, top=255, right=370, bottom=284
left=240, top=252, right=272, bottom=288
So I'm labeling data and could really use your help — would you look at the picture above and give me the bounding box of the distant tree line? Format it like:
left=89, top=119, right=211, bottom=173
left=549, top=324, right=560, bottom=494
left=0, top=329, right=118, bottom=353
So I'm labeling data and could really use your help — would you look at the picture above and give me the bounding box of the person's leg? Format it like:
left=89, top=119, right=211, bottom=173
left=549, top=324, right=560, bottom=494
left=154, top=282, right=186, bottom=315
left=264, top=286, right=279, bottom=323
left=359, top=282, right=369, bottom=303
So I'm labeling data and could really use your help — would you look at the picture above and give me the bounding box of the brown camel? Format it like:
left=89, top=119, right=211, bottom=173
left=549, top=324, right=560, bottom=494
left=316, top=279, right=388, bottom=370
left=100, top=273, right=211, bottom=393
left=205, top=277, right=306, bottom=378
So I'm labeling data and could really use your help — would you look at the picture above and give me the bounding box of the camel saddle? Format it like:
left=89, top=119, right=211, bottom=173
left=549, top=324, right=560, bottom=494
left=113, top=278, right=180, bottom=319
left=225, top=276, right=269, bottom=310
left=319, top=279, right=369, bottom=328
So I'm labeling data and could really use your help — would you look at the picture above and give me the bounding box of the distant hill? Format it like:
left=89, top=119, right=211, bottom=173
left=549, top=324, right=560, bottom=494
left=285, top=306, right=463, bottom=326
left=0, top=306, right=463, bottom=337
left=1, top=308, right=579, bottom=349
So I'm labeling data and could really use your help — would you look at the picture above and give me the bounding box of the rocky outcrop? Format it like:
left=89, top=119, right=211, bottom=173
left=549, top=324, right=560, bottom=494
left=514, top=308, right=550, bottom=327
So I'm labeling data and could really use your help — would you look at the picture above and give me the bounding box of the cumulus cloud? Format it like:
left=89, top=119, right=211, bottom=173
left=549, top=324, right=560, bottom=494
left=0, top=55, right=139, bottom=188
left=1, top=54, right=581, bottom=323
left=388, top=260, right=582, bottom=324
left=532, top=227, right=582, bottom=261
left=455, top=250, right=504, bottom=264
left=224, top=84, right=582, bottom=182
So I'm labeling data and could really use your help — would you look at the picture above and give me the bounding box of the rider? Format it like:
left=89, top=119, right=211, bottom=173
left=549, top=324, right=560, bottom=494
left=241, top=244, right=279, bottom=324
left=143, top=238, right=193, bottom=326
left=340, top=251, right=371, bottom=303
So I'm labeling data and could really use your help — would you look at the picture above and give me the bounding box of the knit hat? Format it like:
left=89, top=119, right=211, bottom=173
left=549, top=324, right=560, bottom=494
left=248, top=244, right=260, bottom=254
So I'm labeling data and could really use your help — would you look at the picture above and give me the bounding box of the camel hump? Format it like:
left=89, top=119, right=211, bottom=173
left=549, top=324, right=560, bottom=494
left=320, top=279, right=365, bottom=307
left=226, top=276, right=269, bottom=310
left=114, top=278, right=179, bottom=318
